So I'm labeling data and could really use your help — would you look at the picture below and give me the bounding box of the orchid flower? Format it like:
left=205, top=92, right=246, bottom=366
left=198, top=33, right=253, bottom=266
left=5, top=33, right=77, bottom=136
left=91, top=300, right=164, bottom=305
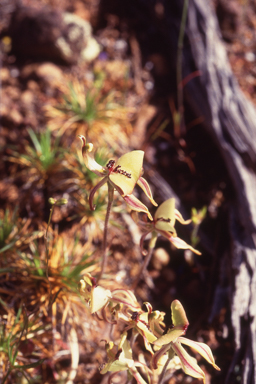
left=132, top=198, right=201, bottom=288
left=78, top=135, right=157, bottom=220
left=101, top=332, right=147, bottom=384
left=110, top=293, right=157, bottom=354
left=79, top=273, right=112, bottom=314
left=152, top=300, right=220, bottom=384
left=137, top=198, right=201, bottom=255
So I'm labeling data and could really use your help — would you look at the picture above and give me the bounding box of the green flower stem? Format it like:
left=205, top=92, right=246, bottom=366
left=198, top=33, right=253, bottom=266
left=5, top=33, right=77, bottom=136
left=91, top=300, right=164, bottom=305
left=97, top=183, right=114, bottom=284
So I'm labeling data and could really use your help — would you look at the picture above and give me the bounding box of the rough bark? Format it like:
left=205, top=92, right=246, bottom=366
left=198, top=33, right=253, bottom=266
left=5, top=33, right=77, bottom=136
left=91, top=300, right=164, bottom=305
left=185, top=1, right=256, bottom=383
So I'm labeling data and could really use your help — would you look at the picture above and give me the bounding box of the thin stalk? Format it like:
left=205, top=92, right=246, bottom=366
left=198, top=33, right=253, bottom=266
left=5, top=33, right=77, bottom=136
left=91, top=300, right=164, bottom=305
left=132, top=246, right=154, bottom=289
left=2, top=368, right=12, bottom=384
left=158, top=356, right=171, bottom=384
left=97, top=184, right=114, bottom=284
left=176, top=0, right=189, bottom=136
left=45, top=202, right=55, bottom=306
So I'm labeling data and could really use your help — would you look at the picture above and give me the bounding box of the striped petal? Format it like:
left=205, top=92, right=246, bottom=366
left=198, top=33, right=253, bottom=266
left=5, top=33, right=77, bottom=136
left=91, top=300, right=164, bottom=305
left=161, top=232, right=201, bottom=255
left=179, top=337, right=220, bottom=371
left=152, top=343, right=172, bottom=369
left=137, top=177, right=158, bottom=206
left=171, top=341, right=206, bottom=383
left=123, top=194, right=153, bottom=221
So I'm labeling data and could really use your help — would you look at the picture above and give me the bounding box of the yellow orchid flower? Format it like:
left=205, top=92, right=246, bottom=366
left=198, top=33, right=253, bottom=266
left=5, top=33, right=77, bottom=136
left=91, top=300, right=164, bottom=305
left=152, top=300, right=220, bottom=384
left=101, top=332, right=147, bottom=384
left=78, top=135, right=157, bottom=220
left=138, top=198, right=201, bottom=255
left=79, top=273, right=112, bottom=314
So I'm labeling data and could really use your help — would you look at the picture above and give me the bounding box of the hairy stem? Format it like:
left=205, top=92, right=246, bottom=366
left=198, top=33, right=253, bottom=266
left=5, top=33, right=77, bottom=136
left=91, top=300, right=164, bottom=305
left=97, top=184, right=114, bottom=284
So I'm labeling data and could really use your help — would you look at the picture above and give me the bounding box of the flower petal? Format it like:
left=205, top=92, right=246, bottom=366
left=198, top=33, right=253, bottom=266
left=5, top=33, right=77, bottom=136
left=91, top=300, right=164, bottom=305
left=111, top=289, right=141, bottom=310
left=128, top=365, right=148, bottom=384
left=78, top=135, right=106, bottom=176
left=171, top=341, right=206, bottom=383
left=137, top=177, right=158, bottom=206
left=152, top=343, right=172, bottom=369
left=154, top=198, right=175, bottom=225
left=155, top=220, right=176, bottom=234
left=91, top=286, right=112, bottom=314
left=109, top=151, right=144, bottom=196
left=178, top=337, right=220, bottom=371
left=168, top=235, right=201, bottom=255
left=123, top=194, right=153, bottom=220
left=175, top=209, right=191, bottom=225
left=171, top=300, right=189, bottom=329
left=89, top=176, right=108, bottom=210
left=158, top=231, right=201, bottom=255
left=153, top=327, right=186, bottom=347
left=154, top=300, right=189, bottom=347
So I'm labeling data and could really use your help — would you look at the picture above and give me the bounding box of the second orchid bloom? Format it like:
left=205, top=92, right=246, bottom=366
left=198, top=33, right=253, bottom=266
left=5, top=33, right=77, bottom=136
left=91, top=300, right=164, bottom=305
left=78, top=135, right=157, bottom=220
left=135, top=198, right=201, bottom=255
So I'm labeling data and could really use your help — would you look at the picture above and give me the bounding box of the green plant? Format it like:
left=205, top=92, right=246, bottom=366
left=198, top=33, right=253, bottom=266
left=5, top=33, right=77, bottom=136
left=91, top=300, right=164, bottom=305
left=190, top=206, right=207, bottom=248
left=0, top=208, right=40, bottom=257
left=7, top=128, right=64, bottom=182
left=45, top=73, right=134, bottom=150
left=0, top=305, right=45, bottom=384
left=74, top=135, right=221, bottom=384
left=0, top=208, right=19, bottom=252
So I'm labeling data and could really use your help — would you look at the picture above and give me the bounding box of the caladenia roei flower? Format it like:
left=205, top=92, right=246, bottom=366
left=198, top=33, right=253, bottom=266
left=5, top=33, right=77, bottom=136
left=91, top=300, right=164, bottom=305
left=152, top=300, right=220, bottom=384
left=101, top=332, right=147, bottom=384
left=79, top=275, right=220, bottom=383
left=132, top=198, right=201, bottom=288
left=79, top=273, right=112, bottom=314
left=135, top=198, right=201, bottom=255
left=78, top=135, right=157, bottom=220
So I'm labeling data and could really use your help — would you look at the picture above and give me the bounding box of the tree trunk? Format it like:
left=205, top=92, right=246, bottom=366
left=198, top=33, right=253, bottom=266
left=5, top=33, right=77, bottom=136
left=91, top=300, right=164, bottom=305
left=185, top=1, right=256, bottom=383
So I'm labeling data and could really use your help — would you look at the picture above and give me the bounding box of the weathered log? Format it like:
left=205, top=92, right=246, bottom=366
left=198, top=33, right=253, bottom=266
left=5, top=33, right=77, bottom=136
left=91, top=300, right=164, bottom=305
left=186, top=1, right=256, bottom=383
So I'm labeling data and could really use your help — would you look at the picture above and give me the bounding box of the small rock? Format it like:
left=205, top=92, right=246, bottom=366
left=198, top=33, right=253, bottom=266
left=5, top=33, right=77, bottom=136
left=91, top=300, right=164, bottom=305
left=7, top=5, right=100, bottom=64
left=20, top=89, right=34, bottom=106
left=0, top=68, right=10, bottom=82
left=245, top=52, right=255, bottom=63
left=152, top=247, right=170, bottom=270
left=36, top=62, right=64, bottom=88
left=8, top=109, right=23, bottom=125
